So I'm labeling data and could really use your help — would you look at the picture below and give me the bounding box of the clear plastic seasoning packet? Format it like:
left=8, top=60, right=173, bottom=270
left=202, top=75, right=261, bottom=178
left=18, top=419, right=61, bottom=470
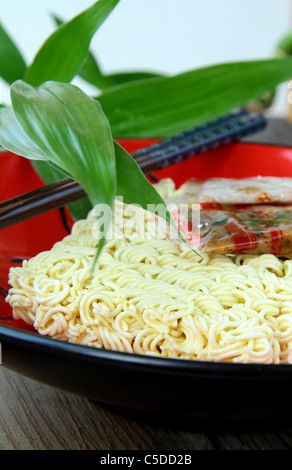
left=163, top=177, right=292, bottom=256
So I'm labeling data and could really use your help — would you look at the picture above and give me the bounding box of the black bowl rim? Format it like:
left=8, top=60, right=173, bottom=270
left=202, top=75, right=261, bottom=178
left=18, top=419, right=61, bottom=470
left=1, top=323, right=292, bottom=380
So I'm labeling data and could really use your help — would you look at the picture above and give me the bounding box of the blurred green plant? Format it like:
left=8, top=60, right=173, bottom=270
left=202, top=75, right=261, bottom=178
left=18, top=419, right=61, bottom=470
left=1, top=0, right=292, bottom=226
left=246, top=28, right=292, bottom=112
left=0, top=80, right=184, bottom=271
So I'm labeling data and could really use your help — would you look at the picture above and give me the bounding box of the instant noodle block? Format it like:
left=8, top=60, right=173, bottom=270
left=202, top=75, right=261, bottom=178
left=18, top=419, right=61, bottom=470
left=4, top=141, right=292, bottom=420
left=3, top=141, right=292, bottom=365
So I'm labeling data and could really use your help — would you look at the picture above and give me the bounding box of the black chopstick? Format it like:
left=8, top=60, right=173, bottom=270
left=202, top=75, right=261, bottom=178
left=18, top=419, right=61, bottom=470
left=0, top=110, right=266, bottom=230
left=0, top=183, right=86, bottom=226
left=136, top=111, right=266, bottom=171
left=0, top=177, right=75, bottom=212
left=132, top=109, right=249, bottom=161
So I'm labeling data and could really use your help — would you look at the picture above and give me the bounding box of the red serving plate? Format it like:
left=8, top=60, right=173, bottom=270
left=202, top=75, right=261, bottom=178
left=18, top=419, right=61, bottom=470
left=1, top=140, right=292, bottom=421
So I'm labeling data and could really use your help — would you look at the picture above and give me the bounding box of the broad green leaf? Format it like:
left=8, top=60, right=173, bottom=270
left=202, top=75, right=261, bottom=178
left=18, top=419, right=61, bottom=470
left=0, top=22, right=26, bottom=85
left=114, top=141, right=191, bottom=250
left=97, top=58, right=292, bottom=138
left=0, top=80, right=190, bottom=260
left=276, top=29, right=292, bottom=57
left=0, top=83, right=104, bottom=222
left=246, top=29, right=292, bottom=111
left=0, top=103, right=91, bottom=220
left=94, top=71, right=166, bottom=90
left=31, top=160, right=93, bottom=221
left=10, top=81, right=116, bottom=208
left=31, top=140, right=173, bottom=223
left=52, top=13, right=164, bottom=92
left=79, top=51, right=164, bottom=91
left=0, top=80, right=118, bottom=266
left=0, top=106, right=77, bottom=182
left=24, top=0, right=120, bottom=86
left=66, top=198, right=94, bottom=222
left=0, top=106, right=49, bottom=160
left=114, top=140, right=170, bottom=212
left=78, top=49, right=115, bottom=90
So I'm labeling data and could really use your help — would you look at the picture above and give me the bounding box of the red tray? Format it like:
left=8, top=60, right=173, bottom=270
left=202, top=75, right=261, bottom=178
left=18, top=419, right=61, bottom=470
left=1, top=140, right=292, bottom=421
left=1, top=139, right=291, bottom=331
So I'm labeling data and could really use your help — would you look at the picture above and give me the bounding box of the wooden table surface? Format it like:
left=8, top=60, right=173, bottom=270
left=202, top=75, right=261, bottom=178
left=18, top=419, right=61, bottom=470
left=1, top=117, right=292, bottom=451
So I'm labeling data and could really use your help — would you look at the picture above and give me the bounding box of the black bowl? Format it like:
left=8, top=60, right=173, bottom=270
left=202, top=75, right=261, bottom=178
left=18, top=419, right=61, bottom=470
left=2, top=142, right=292, bottom=420
left=2, top=324, right=292, bottom=420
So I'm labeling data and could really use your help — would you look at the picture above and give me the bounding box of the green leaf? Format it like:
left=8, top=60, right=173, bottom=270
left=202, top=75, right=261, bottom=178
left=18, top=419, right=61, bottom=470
left=5, top=0, right=119, bottom=207
left=24, top=0, right=120, bottom=86
left=79, top=51, right=164, bottom=91
left=114, top=141, right=191, bottom=249
left=97, top=58, right=292, bottom=138
left=31, top=160, right=93, bottom=221
left=0, top=80, right=190, bottom=262
left=0, top=80, right=117, bottom=257
left=10, top=80, right=116, bottom=207
left=78, top=49, right=113, bottom=90
left=96, top=71, right=166, bottom=90
left=0, top=106, right=49, bottom=160
left=276, top=29, right=292, bottom=57
left=114, top=140, right=170, bottom=211
left=5, top=80, right=118, bottom=268
left=0, top=102, right=92, bottom=220
left=0, top=22, right=26, bottom=85
left=52, top=13, right=164, bottom=92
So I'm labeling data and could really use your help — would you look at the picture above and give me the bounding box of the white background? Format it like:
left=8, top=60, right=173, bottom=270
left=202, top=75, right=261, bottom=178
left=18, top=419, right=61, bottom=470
left=1, top=0, right=292, bottom=114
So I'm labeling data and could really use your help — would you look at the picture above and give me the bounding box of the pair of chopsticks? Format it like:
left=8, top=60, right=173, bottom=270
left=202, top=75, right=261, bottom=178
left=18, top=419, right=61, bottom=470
left=0, top=110, right=266, bottom=230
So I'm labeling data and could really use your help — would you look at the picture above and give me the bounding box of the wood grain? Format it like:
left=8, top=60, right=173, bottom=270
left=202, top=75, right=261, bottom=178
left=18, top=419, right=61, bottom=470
left=2, top=366, right=292, bottom=450
left=2, top=118, right=292, bottom=451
